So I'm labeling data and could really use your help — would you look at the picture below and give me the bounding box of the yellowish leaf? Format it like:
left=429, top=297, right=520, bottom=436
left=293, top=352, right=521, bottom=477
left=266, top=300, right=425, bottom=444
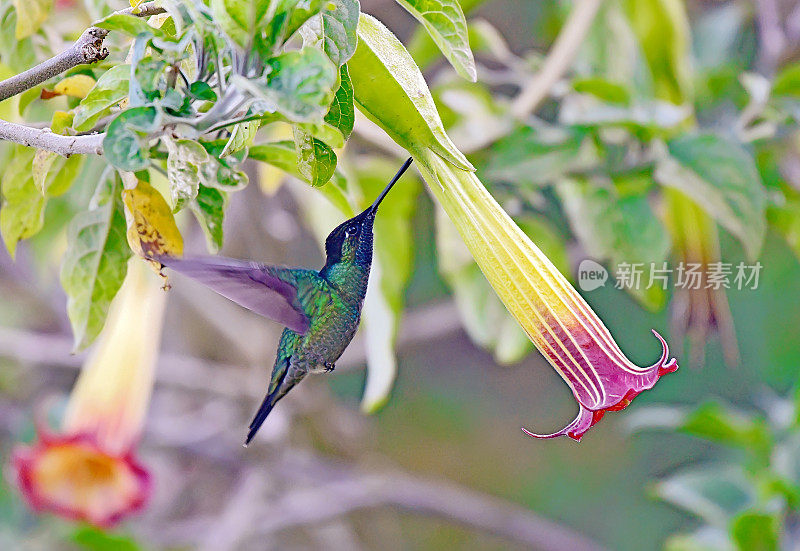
left=0, top=64, right=19, bottom=121
left=122, top=180, right=184, bottom=260
left=53, top=75, right=97, bottom=99
left=13, top=0, right=52, bottom=39
left=50, top=111, right=74, bottom=134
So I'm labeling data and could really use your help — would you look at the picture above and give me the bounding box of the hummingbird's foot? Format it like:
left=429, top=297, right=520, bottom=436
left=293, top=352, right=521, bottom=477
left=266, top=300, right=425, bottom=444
left=324, top=362, right=335, bottom=373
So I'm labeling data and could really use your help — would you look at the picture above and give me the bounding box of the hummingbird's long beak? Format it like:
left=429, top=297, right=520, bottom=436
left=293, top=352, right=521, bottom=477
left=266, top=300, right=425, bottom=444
left=366, top=157, right=413, bottom=216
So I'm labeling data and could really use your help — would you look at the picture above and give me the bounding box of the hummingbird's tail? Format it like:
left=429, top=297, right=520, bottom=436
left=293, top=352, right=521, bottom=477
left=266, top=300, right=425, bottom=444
left=244, top=364, right=305, bottom=446
left=245, top=392, right=278, bottom=446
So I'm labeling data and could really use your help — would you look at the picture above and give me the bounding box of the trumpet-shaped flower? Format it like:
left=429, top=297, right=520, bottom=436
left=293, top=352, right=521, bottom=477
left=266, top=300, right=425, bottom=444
left=12, top=259, right=165, bottom=526
left=418, top=150, right=678, bottom=441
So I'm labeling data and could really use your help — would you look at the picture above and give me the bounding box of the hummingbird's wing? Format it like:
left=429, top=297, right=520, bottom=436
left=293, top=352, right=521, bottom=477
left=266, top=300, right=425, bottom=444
left=157, top=255, right=312, bottom=334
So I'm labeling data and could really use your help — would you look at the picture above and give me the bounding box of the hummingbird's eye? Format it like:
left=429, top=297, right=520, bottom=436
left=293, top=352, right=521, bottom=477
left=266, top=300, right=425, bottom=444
left=345, top=224, right=359, bottom=237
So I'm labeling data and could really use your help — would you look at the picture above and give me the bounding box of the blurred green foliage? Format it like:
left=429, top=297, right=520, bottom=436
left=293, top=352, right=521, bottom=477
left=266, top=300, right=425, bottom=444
left=631, top=385, right=800, bottom=551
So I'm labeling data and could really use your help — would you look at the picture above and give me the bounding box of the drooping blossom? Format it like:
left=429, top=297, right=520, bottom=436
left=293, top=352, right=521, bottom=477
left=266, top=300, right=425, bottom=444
left=664, top=189, right=738, bottom=368
left=345, top=12, right=678, bottom=440
left=12, top=258, right=166, bottom=526
left=417, top=150, right=678, bottom=441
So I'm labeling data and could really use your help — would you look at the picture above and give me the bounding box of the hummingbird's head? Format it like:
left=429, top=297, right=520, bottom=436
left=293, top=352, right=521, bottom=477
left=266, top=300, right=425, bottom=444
left=322, top=158, right=412, bottom=271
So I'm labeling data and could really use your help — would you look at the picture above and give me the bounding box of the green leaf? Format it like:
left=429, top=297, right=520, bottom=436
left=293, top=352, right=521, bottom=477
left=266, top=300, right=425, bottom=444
left=573, top=77, right=632, bottom=104
left=165, top=138, right=209, bottom=211
left=60, top=175, right=132, bottom=351
left=395, top=0, right=476, bottom=82
left=18, top=85, right=42, bottom=115
left=467, top=18, right=513, bottom=62
left=293, top=127, right=337, bottom=187
left=32, top=150, right=58, bottom=195
left=197, top=141, right=249, bottom=191
left=249, top=141, right=300, bottom=175
left=12, top=0, right=51, bottom=39
left=191, top=185, right=226, bottom=253
left=0, top=7, right=35, bottom=73
left=771, top=63, right=800, bottom=98
left=73, top=65, right=131, bottom=132
left=71, top=525, right=141, bottom=551
left=0, top=146, right=42, bottom=258
left=663, top=532, right=732, bottom=551
left=234, top=47, right=338, bottom=121
left=209, top=0, right=248, bottom=47
left=655, top=133, right=767, bottom=259
left=557, top=176, right=670, bottom=310
left=297, top=120, right=345, bottom=148
left=95, top=13, right=163, bottom=38
left=32, top=150, right=83, bottom=197
left=188, top=81, right=218, bottom=102
left=220, top=0, right=270, bottom=35
left=29, top=111, right=85, bottom=198
left=622, top=0, right=692, bottom=103
left=249, top=141, right=351, bottom=211
left=324, top=64, right=355, bottom=140
left=360, top=264, right=397, bottom=412
left=767, top=186, right=800, bottom=260
left=349, top=13, right=473, bottom=171
left=221, top=120, right=261, bottom=157
left=654, top=466, right=755, bottom=526
left=730, top=512, right=780, bottom=551
left=301, top=0, right=359, bottom=67
left=485, top=126, right=600, bottom=187
left=266, top=47, right=338, bottom=120
left=285, top=0, right=324, bottom=40
left=256, top=0, right=302, bottom=54
left=680, top=402, right=772, bottom=454
left=103, top=106, right=160, bottom=171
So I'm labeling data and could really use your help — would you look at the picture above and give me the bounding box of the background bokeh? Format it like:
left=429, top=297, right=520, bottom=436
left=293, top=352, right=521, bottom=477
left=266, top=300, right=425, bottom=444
left=3, top=1, right=800, bottom=550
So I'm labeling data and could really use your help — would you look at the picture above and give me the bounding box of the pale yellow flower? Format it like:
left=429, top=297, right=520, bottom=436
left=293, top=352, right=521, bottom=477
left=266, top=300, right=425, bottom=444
left=12, top=259, right=165, bottom=526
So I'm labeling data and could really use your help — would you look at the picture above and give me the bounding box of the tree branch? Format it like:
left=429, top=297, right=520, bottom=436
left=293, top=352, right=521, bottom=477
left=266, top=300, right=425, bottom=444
left=0, top=302, right=463, bottom=398
left=159, top=450, right=608, bottom=551
left=0, top=1, right=165, bottom=102
left=0, top=120, right=104, bottom=156
left=511, top=0, right=604, bottom=120
left=251, top=473, right=607, bottom=551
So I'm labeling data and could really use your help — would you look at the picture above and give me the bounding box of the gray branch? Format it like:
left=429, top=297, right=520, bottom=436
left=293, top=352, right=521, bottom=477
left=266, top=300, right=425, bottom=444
left=159, top=450, right=608, bottom=551
left=251, top=473, right=608, bottom=551
left=0, top=302, right=463, bottom=398
left=0, top=119, right=104, bottom=156
left=0, top=1, right=166, bottom=102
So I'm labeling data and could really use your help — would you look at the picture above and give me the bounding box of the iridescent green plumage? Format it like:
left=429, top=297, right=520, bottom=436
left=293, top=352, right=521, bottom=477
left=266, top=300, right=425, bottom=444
left=159, top=159, right=413, bottom=445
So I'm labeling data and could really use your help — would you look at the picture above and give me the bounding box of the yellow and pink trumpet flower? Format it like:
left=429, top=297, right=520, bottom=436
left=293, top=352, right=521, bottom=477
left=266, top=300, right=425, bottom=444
left=417, top=150, right=679, bottom=441
left=348, top=12, right=679, bottom=440
left=11, top=258, right=165, bottom=527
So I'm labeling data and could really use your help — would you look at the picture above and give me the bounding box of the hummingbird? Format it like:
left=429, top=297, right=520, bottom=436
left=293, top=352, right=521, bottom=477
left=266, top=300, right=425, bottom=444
left=158, top=158, right=413, bottom=445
